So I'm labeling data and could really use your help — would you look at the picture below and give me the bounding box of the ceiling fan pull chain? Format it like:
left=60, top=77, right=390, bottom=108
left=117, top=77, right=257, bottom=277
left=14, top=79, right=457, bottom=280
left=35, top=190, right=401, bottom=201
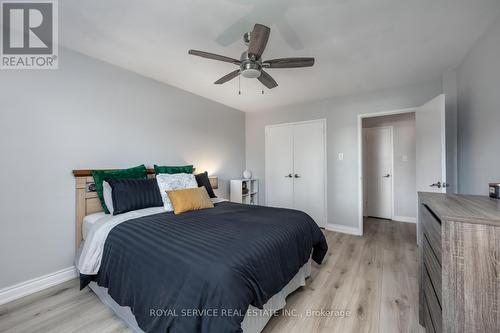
left=261, top=82, right=264, bottom=95
left=238, top=75, right=241, bottom=95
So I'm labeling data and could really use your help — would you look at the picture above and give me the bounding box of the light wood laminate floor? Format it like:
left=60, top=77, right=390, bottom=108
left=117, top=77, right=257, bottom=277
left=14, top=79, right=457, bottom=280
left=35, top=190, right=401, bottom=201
left=0, top=218, right=423, bottom=333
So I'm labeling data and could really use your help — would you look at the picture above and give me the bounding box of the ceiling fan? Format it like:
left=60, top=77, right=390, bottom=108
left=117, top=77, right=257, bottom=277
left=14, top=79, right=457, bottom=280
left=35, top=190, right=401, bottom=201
left=188, top=24, right=315, bottom=89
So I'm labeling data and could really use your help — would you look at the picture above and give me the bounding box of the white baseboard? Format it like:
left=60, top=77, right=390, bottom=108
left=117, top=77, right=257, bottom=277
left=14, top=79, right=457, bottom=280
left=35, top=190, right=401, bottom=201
left=0, top=266, right=77, bottom=305
left=392, top=216, right=417, bottom=223
left=325, top=223, right=362, bottom=236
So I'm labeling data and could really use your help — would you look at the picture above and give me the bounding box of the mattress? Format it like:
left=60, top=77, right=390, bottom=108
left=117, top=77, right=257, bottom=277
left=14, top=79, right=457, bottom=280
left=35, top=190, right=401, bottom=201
left=82, top=212, right=105, bottom=240
left=89, top=259, right=311, bottom=333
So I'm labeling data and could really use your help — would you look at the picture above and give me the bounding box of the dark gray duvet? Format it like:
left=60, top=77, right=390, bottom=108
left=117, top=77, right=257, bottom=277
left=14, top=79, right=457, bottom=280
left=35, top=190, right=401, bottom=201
left=81, top=202, right=328, bottom=333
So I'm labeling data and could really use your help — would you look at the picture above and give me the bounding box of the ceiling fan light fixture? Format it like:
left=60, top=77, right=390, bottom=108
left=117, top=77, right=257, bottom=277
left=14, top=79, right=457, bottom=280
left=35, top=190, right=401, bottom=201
left=241, top=62, right=261, bottom=78
left=241, top=68, right=261, bottom=79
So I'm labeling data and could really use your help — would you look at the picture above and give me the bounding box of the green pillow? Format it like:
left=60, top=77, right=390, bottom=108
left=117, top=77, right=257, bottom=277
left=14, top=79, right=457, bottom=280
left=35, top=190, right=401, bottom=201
left=154, top=164, right=193, bottom=175
left=92, top=165, right=148, bottom=213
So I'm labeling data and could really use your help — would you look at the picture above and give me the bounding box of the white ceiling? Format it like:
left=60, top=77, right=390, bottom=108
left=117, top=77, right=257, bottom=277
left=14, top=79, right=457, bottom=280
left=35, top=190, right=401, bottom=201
left=59, top=0, right=500, bottom=112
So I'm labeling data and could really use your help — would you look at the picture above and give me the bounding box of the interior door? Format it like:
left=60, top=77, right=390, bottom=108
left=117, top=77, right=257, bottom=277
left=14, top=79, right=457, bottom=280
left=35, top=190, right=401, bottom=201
left=265, top=125, right=294, bottom=208
left=364, top=127, right=393, bottom=219
left=292, top=121, right=326, bottom=227
left=416, top=94, right=447, bottom=193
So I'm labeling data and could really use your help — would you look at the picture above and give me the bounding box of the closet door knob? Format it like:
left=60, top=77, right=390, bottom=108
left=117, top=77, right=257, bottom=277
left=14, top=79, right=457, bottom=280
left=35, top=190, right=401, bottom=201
left=285, top=174, right=293, bottom=178
left=294, top=174, right=301, bottom=178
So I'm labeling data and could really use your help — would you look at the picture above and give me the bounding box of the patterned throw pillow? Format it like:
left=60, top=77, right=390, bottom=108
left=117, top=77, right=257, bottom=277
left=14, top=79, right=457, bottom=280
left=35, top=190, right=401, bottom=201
left=156, top=173, right=198, bottom=211
left=92, top=165, right=148, bottom=214
left=154, top=165, right=193, bottom=175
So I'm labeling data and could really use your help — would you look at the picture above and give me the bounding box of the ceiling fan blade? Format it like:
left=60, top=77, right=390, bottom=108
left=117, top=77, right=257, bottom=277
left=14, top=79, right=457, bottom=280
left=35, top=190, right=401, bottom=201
left=258, top=70, right=278, bottom=89
left=188, top=50, right=240, bottom=65
left=263, top=57, right=315, bottom=68
left=214, top=70, right=241, bottom=85
left=248, top=24, right=270, bottom=58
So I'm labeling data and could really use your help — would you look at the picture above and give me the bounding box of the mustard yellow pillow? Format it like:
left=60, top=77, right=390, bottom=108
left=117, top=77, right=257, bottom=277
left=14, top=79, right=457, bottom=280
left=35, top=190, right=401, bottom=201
left=166, top=187, right=214, bottom=215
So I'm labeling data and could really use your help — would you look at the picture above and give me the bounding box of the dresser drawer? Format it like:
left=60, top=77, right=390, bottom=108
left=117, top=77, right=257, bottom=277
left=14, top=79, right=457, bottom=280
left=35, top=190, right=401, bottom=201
left=420, top=204, right=442, bottom=264
left=418, top=193, right=500, bottom=332
left=423, top=266, right=442, bottom=333
left=423, top=295, right=436, bottom=333
left=422, top=236, right=442, bottom=306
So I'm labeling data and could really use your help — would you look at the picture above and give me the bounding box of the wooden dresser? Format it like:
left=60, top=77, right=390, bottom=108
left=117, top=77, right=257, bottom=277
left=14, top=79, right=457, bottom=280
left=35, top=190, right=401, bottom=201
left=418, top=192, right=500, bottom=333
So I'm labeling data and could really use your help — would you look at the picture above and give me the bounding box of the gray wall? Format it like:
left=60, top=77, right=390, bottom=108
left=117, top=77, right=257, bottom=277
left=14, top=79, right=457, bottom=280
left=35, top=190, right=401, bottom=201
left=246, top=80, right=442, bottom=229
left=0, top=48, right=245, bottom=289
left=457, top=15, right=500, bottom=195
left=363, top=113, right=416, bottom=219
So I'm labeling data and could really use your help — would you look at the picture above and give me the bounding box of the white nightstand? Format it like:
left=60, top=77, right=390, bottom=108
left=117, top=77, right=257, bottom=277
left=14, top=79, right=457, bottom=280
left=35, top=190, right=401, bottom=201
left=230, top=179, right=259, bottom=205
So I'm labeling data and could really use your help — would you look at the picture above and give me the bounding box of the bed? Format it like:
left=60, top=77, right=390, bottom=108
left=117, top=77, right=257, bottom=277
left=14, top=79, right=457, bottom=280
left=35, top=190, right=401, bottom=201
left=73, top=169, right=328, bottom=333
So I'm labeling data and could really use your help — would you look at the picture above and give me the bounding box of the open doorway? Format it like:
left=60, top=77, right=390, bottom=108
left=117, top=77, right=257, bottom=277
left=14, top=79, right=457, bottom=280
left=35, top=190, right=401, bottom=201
left=362, top=112, right=417, bottom=224
left=357, top=94, right=447, bottom=236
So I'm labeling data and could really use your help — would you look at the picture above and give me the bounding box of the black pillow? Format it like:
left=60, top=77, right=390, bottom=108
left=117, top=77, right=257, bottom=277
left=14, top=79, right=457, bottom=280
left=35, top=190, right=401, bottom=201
left=106, top=178, right=163, bottom=215
left=195, top=172, right=217, bottom=198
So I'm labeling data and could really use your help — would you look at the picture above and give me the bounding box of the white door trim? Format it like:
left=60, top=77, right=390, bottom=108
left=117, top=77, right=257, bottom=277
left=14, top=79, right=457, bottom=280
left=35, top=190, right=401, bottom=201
left=357, top=108, right=416, bottom=236
left=440, top=97, right=447, bottom=193
left=265, top=119, right=327, bottom=227
left=363, top=126, right=394, bottom=220
left=264, top=118, right=327, bottom=129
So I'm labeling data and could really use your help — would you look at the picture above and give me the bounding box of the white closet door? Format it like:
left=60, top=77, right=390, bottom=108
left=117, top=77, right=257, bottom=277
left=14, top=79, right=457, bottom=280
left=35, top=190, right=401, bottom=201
left=292, top=121, right=326, bottom=227
left=265, top=125, right=294, bottom=209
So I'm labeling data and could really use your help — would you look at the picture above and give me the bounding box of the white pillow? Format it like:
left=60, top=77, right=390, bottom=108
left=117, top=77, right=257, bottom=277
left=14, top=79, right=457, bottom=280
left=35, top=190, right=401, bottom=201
left=156, top=173, right=198, bottom=211
left=102, top=181, right=114, bottom=215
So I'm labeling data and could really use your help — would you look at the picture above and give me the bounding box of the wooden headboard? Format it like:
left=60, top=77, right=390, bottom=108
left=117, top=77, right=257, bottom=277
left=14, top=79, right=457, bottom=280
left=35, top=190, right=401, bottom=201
left=73, top=168, right=196, bottom=249
left=73, top=168, right=157, bottom=249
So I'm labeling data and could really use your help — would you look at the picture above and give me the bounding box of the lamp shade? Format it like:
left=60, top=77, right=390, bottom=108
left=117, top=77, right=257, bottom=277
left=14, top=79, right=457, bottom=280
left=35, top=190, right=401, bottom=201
left=208, top=176, right=218, bottom=189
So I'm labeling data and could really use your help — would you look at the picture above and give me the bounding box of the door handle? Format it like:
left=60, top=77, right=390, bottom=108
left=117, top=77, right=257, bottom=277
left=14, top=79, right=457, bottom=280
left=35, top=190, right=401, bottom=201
left=294, top=174, right=301, bottom=178
left=430, top=182, right=442, bottom=188
left=430, top=181, right=450, bottom=189
left=285, top=174, right=292, bottom=178
left=383, top=174, right=391, bottom=178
